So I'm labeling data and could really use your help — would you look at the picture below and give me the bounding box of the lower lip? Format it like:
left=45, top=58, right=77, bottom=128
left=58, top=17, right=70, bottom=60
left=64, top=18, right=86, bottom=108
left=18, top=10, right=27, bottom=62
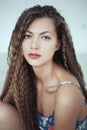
left=28, top=54, right=41, bottom=59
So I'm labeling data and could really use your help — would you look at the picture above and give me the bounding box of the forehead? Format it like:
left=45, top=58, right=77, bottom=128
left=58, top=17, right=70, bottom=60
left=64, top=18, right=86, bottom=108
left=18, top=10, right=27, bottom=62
left=27, top=17, right=56, bottom=33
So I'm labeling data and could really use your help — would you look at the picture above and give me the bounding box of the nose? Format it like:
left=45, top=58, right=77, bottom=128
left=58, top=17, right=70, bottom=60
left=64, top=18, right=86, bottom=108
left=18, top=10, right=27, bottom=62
left=30, top=37, right=40, bottom=49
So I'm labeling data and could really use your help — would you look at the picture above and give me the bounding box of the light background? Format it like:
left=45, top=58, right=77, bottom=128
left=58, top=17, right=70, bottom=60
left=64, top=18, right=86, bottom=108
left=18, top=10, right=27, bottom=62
left=0, top=0, right=87, bottom=53
left=0, top=0, right=87, bottom=93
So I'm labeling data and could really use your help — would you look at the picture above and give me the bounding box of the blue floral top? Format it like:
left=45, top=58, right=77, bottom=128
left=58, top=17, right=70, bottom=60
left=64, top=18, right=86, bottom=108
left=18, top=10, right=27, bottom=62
left=37, top=81, right=87, bottom=130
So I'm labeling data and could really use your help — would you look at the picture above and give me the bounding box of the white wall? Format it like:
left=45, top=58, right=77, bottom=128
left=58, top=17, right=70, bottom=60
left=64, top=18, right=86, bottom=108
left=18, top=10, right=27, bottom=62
left=0, top=0, right=87, bottom=92
left=0, top=0, right=87, bottom=53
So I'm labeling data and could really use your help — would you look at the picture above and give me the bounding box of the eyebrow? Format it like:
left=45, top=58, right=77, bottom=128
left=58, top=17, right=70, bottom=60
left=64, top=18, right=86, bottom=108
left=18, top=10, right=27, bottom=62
left=26, top=30, right=55, bottom=36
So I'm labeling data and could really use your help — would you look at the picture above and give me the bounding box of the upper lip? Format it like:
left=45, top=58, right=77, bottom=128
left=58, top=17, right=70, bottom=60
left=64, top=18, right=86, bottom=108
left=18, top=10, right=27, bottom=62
left=28, top=53, right=41, bottom=56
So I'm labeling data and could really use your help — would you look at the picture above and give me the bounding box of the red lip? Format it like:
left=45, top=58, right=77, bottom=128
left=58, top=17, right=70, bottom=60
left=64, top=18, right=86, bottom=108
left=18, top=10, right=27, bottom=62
left=28, top=53, right=41, bottom=59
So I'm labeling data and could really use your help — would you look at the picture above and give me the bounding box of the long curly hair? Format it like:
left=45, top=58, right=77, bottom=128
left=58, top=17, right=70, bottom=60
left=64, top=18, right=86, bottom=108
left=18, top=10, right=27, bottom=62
left=0, top=5, right=87, bottom=130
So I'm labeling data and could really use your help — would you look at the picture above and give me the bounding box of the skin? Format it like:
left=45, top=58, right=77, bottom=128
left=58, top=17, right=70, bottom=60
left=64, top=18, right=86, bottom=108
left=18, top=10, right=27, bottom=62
left=0, top=17, right=87, bottom=130
left=22, top=18, right=59, bottom=68
left=0, top=101, right=22, bottom=130
left=22, top=17, right=87, bottom=130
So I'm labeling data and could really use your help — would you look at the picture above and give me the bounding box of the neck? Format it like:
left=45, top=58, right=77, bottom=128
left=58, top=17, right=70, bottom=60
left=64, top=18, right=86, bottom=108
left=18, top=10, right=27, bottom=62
left=32, top=61, right=58, bottom=87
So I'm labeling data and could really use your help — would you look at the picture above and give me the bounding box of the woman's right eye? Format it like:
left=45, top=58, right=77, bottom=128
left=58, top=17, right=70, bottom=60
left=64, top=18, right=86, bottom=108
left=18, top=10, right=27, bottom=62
left=24, top=34, right=32, bottom=39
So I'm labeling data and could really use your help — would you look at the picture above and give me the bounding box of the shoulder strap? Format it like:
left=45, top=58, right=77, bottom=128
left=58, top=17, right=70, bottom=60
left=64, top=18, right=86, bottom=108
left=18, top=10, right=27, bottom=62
left=56, top=81, right=87, bottom=105
left=56, top=81, right=82, bottom=92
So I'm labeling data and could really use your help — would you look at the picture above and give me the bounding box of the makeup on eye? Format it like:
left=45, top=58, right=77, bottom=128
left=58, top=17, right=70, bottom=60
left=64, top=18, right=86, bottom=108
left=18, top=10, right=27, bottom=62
left=41, top=35, right=51, bottom=41
left=24, top=34, right=32, bottom=39
left=24, top=34, right=51, bottom=41
left=24, top=30, right=56, bottom=41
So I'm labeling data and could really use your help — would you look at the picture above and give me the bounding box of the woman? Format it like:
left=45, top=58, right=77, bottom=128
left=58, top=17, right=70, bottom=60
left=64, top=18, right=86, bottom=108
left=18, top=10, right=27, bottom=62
left=0, top=5, right=87, bottom=130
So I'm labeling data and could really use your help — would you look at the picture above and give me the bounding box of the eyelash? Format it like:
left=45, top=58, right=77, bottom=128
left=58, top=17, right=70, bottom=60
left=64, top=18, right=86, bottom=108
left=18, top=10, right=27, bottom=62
left=41, top=36, right=51, bottom=41
left=24, top=34, right=51, bottom=41
left=24, top=34, right=32, bottom=39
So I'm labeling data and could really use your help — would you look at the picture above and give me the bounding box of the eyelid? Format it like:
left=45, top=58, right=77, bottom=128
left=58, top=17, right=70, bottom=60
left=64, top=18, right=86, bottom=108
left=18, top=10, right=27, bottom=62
left=24, top=34, right=32, bottom=39
left=41, top=35, right=51, bottom=40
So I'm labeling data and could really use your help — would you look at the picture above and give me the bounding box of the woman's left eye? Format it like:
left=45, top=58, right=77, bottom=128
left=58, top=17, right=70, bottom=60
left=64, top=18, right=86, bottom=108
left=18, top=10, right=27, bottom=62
left=41, top=36, right=50, bottom=41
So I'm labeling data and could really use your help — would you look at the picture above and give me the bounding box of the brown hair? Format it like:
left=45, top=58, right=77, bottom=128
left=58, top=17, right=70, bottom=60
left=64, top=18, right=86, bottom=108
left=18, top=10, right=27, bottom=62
left=0, top=5, right=87, bottom=130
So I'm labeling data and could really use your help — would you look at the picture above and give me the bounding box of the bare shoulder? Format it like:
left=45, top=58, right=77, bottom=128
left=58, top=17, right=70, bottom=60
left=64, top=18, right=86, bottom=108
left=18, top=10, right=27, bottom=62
left=54, top=83, right=85, bottom=130
left=55, top=83, right=85, bottom=114
left=0, top=101, right=22, bottom=130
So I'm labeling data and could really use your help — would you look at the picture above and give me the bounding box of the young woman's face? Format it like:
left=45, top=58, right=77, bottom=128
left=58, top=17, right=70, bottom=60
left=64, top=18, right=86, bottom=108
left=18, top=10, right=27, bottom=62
left=22, top=17, right=60, bottom=67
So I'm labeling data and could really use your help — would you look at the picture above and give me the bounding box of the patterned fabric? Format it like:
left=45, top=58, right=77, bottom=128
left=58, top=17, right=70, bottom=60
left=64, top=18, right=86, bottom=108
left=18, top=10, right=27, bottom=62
left=37, top=81, right=87, bottom=130
left=37, top=112, right=54, bottom=130
left=76, top=117, right=87, bottom=130
left=37, top=113, right=87, bottom=130
left=37, top=112, right=87, bottom=130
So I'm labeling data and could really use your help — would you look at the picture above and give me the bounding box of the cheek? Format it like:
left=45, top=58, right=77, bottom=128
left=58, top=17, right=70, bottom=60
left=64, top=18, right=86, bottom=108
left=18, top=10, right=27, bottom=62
left=22, top=43, right=28, bottom=55
left=48, top=46, right=58, bottom=55
left=22, top=46, right=25, bottom=56
left=43, top=47, right=57, bottom=58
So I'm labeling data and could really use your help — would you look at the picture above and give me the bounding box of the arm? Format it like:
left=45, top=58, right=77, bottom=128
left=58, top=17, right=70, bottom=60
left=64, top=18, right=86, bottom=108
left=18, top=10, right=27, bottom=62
left=54, top=84, right=85, bottom=130
left=0, top=101, right=22, bottom=130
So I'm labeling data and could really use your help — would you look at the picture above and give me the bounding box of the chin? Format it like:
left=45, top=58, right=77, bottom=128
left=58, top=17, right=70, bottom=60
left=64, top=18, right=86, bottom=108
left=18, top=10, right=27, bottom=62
left=28, top=62, right=42, bottom=67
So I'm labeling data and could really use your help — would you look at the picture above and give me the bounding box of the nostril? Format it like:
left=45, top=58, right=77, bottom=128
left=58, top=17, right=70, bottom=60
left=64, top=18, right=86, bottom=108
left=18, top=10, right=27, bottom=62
left=31, top=40, right=40, bottom=49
